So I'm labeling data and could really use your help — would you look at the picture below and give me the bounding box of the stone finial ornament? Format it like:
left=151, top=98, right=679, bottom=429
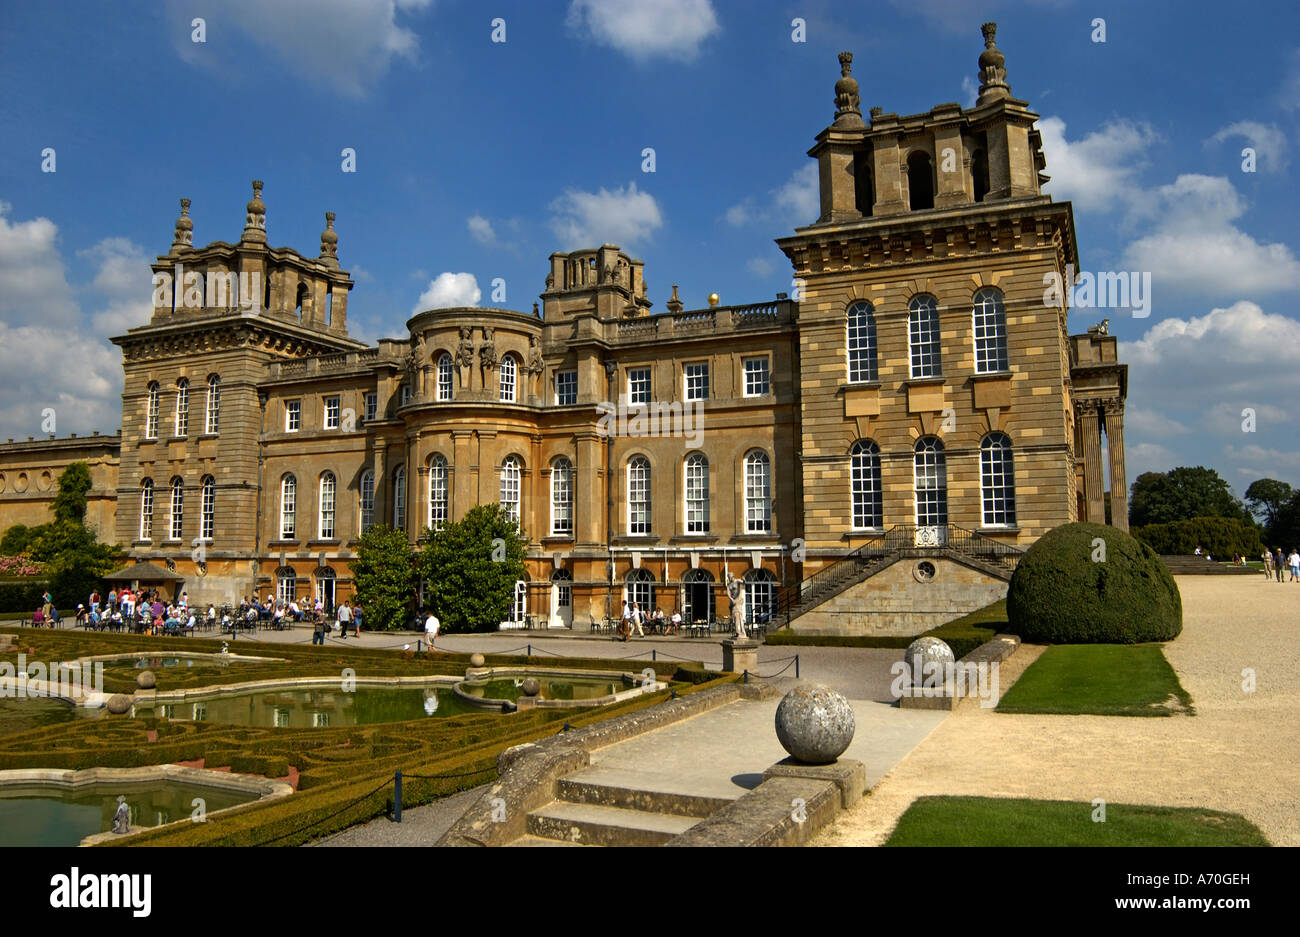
left=666, top=284, right=683, bottom=314
left=976, top=22, right=1011, bottom=105
left=833, top=51, right=865, bottom=128
left=171, top=198, right=193, bottom=252
left=242, top=180, right=267, bottom=243
left=774, top=685, right=855, bottom=764
left=320, top=211, right=339, bottom=264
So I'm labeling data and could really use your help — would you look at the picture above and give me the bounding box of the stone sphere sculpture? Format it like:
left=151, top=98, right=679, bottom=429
left=903, top=637, right=954, bottom=687
left=774, top=685, right=854, bottom=764
left=469, top=653, right=486, bottom=668
left=136, top=670, right=156, bottom=690
left=520, top=677, right=541, bottom=697
left=106, top=694, right=132, bottom=714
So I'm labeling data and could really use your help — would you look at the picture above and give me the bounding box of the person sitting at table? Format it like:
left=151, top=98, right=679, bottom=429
left=75, top=604, right=88, bottom=628
left=651, top=608, right=666, bottom=633
left=669, top=611, right=682, bottom=635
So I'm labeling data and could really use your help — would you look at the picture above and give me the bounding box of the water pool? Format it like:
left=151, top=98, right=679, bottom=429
left=132, top=685, right=478, bottom=727
left=0, top=697, right=97, bottom=737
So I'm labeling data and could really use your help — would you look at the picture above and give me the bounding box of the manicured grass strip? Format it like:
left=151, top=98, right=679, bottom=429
left=765, top=599, right=1007, bottom=658
left=997, top=644, right=1193, bottom=717
left=885, top=795, right=1268, bottom=846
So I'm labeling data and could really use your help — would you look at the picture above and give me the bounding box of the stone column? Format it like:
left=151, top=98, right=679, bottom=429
left=574, top=431, right=603, bottom=548
left=372, top=445, right=387, bottom=533
left=1103, top=399, right=1129, bottom=531
left=451, top=431, right=473, bottom=521
left=405, top=435, right=418, bottom=543
left=1077, top=402, right=1104, bottom=524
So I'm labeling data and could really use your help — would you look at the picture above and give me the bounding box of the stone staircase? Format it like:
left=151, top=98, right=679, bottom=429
left=514, top=775, right=733, bottom=846
left=1160, top=555, right=1261, bottom=575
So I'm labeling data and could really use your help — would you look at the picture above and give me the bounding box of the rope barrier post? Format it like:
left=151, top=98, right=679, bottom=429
left=795, top=654, right=799, bottom=679
left=393, top=769, right=402, bottom=823
left=743, top=669, right=749, bottom=684
left=527, top=643, right=532, bottom=657
left=652, top=648, right=656, bottom=662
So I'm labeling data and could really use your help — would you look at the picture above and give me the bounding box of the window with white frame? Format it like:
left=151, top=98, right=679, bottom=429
left=626, top=568, right=654, bottom=612
left=319, top=472, right=336, bottom=539
left=743, top=357, right=770, bottom=397
left=399, top=384, right=411, bottom=407
left=500, top=355, right=517, bottom=403
left=684, top=453, right=709, bottom=533
left=145, top=383, right=159, bottom=439
left=285, top=400, right=301, bottom=432
left=169, top=477, right=184, bottom=540
left=205, top=375, right=221, bottom=434
left=846, top=301, right=878, bottom=383
left=913, top=437, right=948, bottom=526
left=324, top=396, right=340, bottom=430
left=277, top=570, right=296, bottom=606
left=437, top=354, right=453, bottom=401
left=908, top=295, right=942, bottom=378
left=359, top=469, right=375, bottom=533
left=429, top=456, right=448, bottom=531
left=980, top=433, right=1017, bottom=526
left=627, top=367, right=651, bottom=405
left=972, top=287, right=1009, bottom=373
left=393, top=465, right=406, bottom=529
left=744, top=569, right=777, bottom=624
left=363, top=392, right=377, bottom=422
left=200, top=475, right=215, bottom=541
left=627, top=456, right=651, bottom=534
left=499, top=456, right=521, bottom=525
left=550, top=457, right=573, bottom=535
left=744, top=450, right=772, bottom=533
left=174, top=379, right=189, bottom=436
left=555, top=370, right=577, bottom=405
left=139, top=479, right=154, bottom=541
left=684, top=362, right=709, bottom=401
left=280, top=475, right=296, bottom=539
left=850, top=440, right=883, bottom=529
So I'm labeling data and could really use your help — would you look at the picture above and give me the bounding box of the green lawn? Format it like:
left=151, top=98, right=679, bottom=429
left=997, top=644, right=1193, bottom=716
left=885, top=796, right=1268, bottom=846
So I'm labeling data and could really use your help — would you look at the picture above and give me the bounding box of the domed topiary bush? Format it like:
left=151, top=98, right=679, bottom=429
left=1006, top=522, right=1182, bottom=644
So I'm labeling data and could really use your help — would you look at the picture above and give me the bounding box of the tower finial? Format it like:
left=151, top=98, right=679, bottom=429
left=320, top=211, right=339, bottom=266
left=833, top=51, right=864, bottom=128
left=666, top=283, right=683, bottom=315
left=976, top=22, right=1011, bottom=105
left=241, top=180, right=267, bottom=244
left=171, top=198, right=193, bottom=253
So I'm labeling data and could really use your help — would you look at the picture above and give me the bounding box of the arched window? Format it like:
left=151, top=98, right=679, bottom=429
left=551, top=568, right=572, bottom=615
left=174, top=378, right=189, bottom=437
left=437, top=353, right=453, bottom=401
left=627, top=456, right=651, bottom=534
left=139, top=478, right=154, bottom=541
left=168, top=477, right=184, bottom=540
left=550, top=457, right=573, bottom=535
left=913, top=437, right=948, bottom=526
left=850, top=440, right=882, bottom=530
left=744, top=568, right=777, bottom=625
left=908, top=295, right=942, bottom=378
left=907, top=151, right=934, bottom=210
left=972, top=287, right=1008, bottom=373
left=319, top=472, right=336, bottom=539
left=279, top=475, right=297, bottom=539
left=276, top=566, right=296, bottom=605
left=500, top=355, right=517, bottom=403
left=199, top=475, right=215, bottom=541
left=512, top=577, right=528, bottom=623
left=626, top=567, right=655, bottom=613
left=682, top=568, right=714, bottom=622
left=980, top=433, right=1017, bottom=527
left=393, top=465, right=406, bottom=530
left=428, top=456, right=448, bottom=531
left=145, top=383, right=159, bottom=439
left=846, top=301, right=877, bottom=383
left=684, top=453, right=709, bottom=534
left=744, top=450, right=772, bottom=534
left=359, top=469, right=375, bottom=533
left=205, top=374, right=220, bottom=434
left=499, top=456, right=521, bottom=525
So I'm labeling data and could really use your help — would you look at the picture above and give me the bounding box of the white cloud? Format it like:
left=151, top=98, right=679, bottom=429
left=548, top=181, right=663, bottom=250
left=1121, top=175, right=1300, bottom=297
left=1279, top=48, right=1300, bottom=111
left=1124, top=407, right=1187, bottom=438
left=1037, top=117, right=1159, bottom=213
left=1206, top=121, right=1289, bottom=173
left=78, top=238, right=153, bottom=334
left=960, top=76, right=978, bottom=109
left=0, top=201, right=79, bottom=328
left=413, top=272, right=481, bottom=311
left=567, top=0, right=719, bottom=62
left=467, top=215, right=496, bottom=246
left=726, top=162, right=818, bottom=230
left=746, top=257, right=776, bottom=278
left=168, top=0, right=432, bottom=98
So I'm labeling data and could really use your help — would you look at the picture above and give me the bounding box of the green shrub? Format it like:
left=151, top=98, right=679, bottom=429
left=0, top=581, right=49, bottom=614
left=672, top=663, right=719, bottom=684
left=1132, top=515, right=1263, bottom=559
left=1006, top=522, right=1182, bottom=644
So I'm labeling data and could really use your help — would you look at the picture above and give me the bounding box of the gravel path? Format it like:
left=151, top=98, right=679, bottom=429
left=813, top=575, right=1300, bottom=846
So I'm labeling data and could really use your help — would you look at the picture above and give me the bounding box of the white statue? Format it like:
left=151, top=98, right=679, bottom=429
left=112, top=795, right=131, bottom=834
left=725, top=573, right=748, bottom=641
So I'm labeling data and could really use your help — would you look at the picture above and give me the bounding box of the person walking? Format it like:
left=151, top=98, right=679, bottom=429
left=1276, top=548, right=1286, bottom=583
left=312, top=612, right=327, bottom=646
left=1262, top=549, right=1274, bottom=579
left=631, top=601, right=644, bottom=638
left=351, top=602, right=363, bottom=638
left=423, top=608, right=440, bottom=647
left=1289, top=549, right=1300, bottom=583
left=337, top=600, right=352, bottom=640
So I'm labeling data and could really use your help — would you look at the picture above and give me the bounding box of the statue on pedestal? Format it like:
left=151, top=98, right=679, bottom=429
left=455, top=327, right=474, bottom=369
left=725, top=572, right=748, bottom=641
left=112, top=795, right=131, bottom=834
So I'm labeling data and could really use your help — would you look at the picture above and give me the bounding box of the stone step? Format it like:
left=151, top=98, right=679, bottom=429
left=506, top=834, right=592, bottom=847
left=527, top=800, right=700, bottom=846
left=555, top=777, right=733, bottom=818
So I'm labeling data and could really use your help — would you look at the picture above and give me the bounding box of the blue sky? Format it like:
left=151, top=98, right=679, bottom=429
left=1, top=0, right=1298, bottom=497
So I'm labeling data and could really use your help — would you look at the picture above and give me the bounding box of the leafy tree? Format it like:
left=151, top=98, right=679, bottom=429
left=52, top=462, right=93, bottom=524
left=1129, top=467, right=1250, bottom=528
left=416, top=504, right=526, bottom=633
left=1268, top=491, right=1300, bottom=550
left=0, top=524, right=31, bottom=555
left=352, top=524, right=415, bottom=632
left=1244, top=479, right=1294, bottom=533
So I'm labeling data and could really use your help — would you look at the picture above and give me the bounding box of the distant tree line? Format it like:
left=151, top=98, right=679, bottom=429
left=1128, top=466, right=1300, bottom=556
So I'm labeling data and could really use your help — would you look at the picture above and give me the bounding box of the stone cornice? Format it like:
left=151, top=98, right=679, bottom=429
left=112, top=312, right=366, bottom=362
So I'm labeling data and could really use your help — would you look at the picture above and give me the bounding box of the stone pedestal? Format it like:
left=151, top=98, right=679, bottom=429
left=721, top=638, right=759, bottom=676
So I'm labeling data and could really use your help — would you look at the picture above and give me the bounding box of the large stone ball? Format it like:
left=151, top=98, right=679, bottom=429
left=774, top=685, right=854, bottom=764
left=904, top=637, right=954, bottom=687
left=469, top=653, right=486, bottom=668
left=136, top=670, right=156, bottom=690
left=520, top=677, right=541, bottom=697
left=106, top=694, right=132, bottom=714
